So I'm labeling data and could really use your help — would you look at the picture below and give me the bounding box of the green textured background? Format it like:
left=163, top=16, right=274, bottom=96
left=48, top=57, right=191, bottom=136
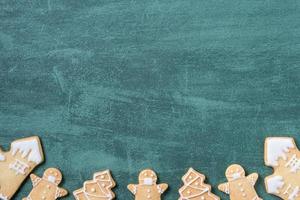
left=1, top=0, right=300, bottom=199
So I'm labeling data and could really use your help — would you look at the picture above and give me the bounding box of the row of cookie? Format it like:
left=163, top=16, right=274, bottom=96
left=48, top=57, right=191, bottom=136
left=0, top=136, right=297, bottom=200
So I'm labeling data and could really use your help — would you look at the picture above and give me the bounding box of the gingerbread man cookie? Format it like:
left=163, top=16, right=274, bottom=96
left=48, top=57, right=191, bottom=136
left=127, top=169, right=168, bottom=200
left=22, top=168, right=68, bottom=200
left=178, top=168, right=220, bottom=200
left=264, top=137, right=300, bottom=200
left=0, top=136, right=44, bottom=200
left=73, top=170, right=116, bottom=200
left=218, top=164, right=262, bottom=200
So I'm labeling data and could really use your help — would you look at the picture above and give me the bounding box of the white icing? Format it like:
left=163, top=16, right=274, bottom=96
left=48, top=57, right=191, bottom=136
left=0, top=153, right=5, bottom=161
left=0, top=193, right=8, bottom=200
left=9, top=159, right=29, bottom=175
left=265, top=138, right=295, bottom=166
left=231, top=172, right=241, bottom=180
left=11, top=138, right=43, bottom=164
left=285, top=154, right=300, bottom=173
left=289, top=186, right=299, bottom=200
left=48, top=175, right=56, bottom=183
left=266, top=176, right=284, bottom=194
left=143, top=178, right=153, bottom=185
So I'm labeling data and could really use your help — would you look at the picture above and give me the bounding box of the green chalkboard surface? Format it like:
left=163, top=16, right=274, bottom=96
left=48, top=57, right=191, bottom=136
left=1, top=0, right=300, bottom=199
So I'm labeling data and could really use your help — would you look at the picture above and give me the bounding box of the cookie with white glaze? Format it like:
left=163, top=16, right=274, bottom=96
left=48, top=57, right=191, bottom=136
left=128, top=169, right=168, bottom=200
left=178, top=168, right=220, bottom=200
left=265, top=137, right=300, bottom=200
left=0, top=136, right=44, bottom=200
left=218, top=164, right=262, bottom=200
left=22, top=168, right=68, bottom=200
left=73, top=170, right=116, bottom=200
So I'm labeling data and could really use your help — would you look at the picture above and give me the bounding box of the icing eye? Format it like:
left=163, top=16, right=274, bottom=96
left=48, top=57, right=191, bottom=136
left=102, top=183, right=106, bottom=187
left=54, top=172, right=58, bottom=176
left=91, top=188, right=96, bottom=192
left=100, top=175, right=105, bottom=179
left=150, top=174, right=154, bottom=177
left=144, top=173, right=148, bottom=176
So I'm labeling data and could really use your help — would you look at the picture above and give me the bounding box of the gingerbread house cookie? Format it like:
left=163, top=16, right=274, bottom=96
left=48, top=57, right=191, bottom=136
left=73, top=170, right=116, bottom=200
left=178, top=168, right=220, bottom=200
left=265, top=137, right=300, bottom=200
left=0, top=136, right=44, bottom=200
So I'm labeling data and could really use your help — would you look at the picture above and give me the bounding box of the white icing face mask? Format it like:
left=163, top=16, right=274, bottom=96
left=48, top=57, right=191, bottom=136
left=47, top=175, right=56, bottom=183
left=143, top=178, right=153, bottom=185
left=231, top=172, right=241, bottom=180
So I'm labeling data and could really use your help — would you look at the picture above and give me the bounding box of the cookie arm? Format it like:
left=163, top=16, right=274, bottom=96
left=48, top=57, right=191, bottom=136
left=56, top=187, right=68, bottom=198
left=247, top=173, right=259, bottom=186
left=30, top=174, right=41, bottom=186
left=157, top=183, right=168, bottom=194
left=127, top=184, right=137, bottom=195
left=218, top=182, right=230, bottom=194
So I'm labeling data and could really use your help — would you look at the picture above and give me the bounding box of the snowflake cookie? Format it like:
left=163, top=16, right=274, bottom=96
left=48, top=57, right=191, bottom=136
left=265, top=137, right=300, bottom=200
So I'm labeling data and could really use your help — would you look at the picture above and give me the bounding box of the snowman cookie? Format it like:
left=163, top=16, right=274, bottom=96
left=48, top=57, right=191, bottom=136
left=22, top=168, right=68, bottom=200
left=265, top=137, right=300, bottom=200
left=218, top=164, right=262, bottom=200
left=0, top=136, right=44, bottom=200
left=178, top=168, right=220, bottom=200
left=73, top=170, right=116, bottom=200
left=127, top=169, right=168, bottom=200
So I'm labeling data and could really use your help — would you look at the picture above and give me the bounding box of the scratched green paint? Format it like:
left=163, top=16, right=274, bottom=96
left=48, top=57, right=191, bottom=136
left=1, top=0, right=300, bottom=199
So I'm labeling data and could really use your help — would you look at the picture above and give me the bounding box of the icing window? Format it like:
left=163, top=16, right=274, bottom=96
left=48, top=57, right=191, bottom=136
left=9, top=159, right=29, bottom=175
left=285, top=155, right=300, bottom=173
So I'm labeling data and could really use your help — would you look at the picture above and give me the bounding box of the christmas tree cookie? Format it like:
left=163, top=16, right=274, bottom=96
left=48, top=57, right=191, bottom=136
left=22, top=168, right=68, bottom=200
left=0, top=136, right=44, bottom=200
left=265, top=137, right=300, bottom=200
left=128, top=169, right=168, bottom=200
left=73, top=170, right=116, bottom=200
left=218, top=164, right=262, bottom=200
left=178, top=168, right=220, bottom=200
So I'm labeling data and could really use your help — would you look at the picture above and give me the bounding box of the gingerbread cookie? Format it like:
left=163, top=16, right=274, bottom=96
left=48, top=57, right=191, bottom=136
left=22, top=168, right=68, bottom=200
left=73, top=170, right=116, bottom=200
left=218, top=164, right=262, bottom=200
left=178, top=168, right=220, bottom=200
left=264, top=137, right=300, bottom=200
left=127, top=169, right=168, bottom=200
left=0, top=136, right=44, bottom=200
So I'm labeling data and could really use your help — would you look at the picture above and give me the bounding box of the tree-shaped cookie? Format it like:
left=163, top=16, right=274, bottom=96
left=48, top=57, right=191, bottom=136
left=128, top=169, right=168, bottom=200
left=218, top=164, right=262, bottom=200
left=73, top=170, right=116, bottom=200
left=178, top=168, right=220, bottom=200
left=22, top=168, right=68, bottom=200
left=264, top=137, right=300, bottom=200
left=0, top=136, right=44, bottom=200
